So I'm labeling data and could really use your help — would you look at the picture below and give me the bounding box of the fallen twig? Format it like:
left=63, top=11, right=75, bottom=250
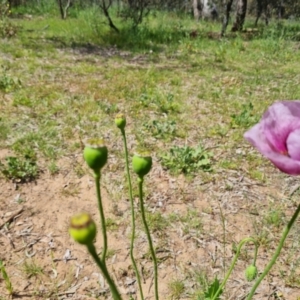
left=0, top=207, right=24, bottom=229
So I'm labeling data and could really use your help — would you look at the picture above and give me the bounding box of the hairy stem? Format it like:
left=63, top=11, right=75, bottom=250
left=94, top=172, right=108, bottom=263
left=138, top=176, right=159, bottom=300
left=121, top=128, right=144, bottom=300
left=212, top=238, right=257, bottom=300
left=247, top=204, right=300, bottom=300
left=87, top=243, right=122, bottom=300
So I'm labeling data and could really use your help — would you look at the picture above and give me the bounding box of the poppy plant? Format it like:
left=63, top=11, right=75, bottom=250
left=244, top=100, right=300, bottom=175
left=244, top=100, right=300, bottom=300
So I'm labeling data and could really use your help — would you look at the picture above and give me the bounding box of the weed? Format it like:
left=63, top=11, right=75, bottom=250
left=0, top=260, right=13, bottom=295
left=106, top=218, right=119, bottom=231
left=138, top=91, right=180, bottom=114
left=249, top=169, right=266, bottom=182
left=253, top=226, right=272, bottom=248
left=146, top=211, right=169, bottom=233
left=0, top=117, right=10, bottom=141
left=73, top=163, right=86, bottom=178
left=219, top=160, right=239, bottom=171
left=160, top=144, right=213, bottom=175
left=230, top=102, right=259, bottom=129
left=97, top=100, right=119, bottom=115
left=0, top=67, right=21, bottom=92
left=22, top=260, right=44, bottom=278
left=0, top=155, right=38, bottom=183
left=284, top=258, right=300, bottom=287
left=0, top=19, right=18, bottom=37
left=203, top=277, right=222, bottom=300
left=208, top=124, right=229, bottom=138
left=48, top=161, right=59, bottom=175
left=0, top=1, right=18, bottom=38
left=168, top=279, right=185, bottom=299
left=214, top=44, right=227, bottom=63
left=12, top=130, right=62, bottom=160
left=193, top=269, right=209, bottom=299
left=170, top=209, right=203, bottom=235
left=61, top=184, right=80, bottom=197
left=264, top=209, right=285, bottom=228
left=143, top=119, right=178, bottom=141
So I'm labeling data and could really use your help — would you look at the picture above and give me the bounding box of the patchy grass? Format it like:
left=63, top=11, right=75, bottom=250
left=160, top=145, right=213, bottom=175
left=168, top=279, right=185, bottom=299
left=0, top=154, right=38, bottom=182
left=22, top=260, right=44, bottom=278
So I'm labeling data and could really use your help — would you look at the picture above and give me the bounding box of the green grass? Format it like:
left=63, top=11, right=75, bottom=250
left=168, top=279, right=185, bottom=299
left=160, top=145, right=213, bottom=175
left=22, top=260, right=44, bottom=278
left=0, top=260, right=13, bottom=295
left=0, top=154, right=38, bottom=182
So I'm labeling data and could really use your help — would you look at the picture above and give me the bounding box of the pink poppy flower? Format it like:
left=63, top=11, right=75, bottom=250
left=244, top=101, right=300, bottom=175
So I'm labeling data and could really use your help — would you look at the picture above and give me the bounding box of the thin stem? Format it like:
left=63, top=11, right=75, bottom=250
left=138, top=176, right=159, bottom=300
left=94, top=172, right=108, bottom=263
left=212, top=238, right=257, bottom=300
left=120, top=128, right=144, bottom=300
left=87, top=243, right=122, bottom=300
left=247, top=204, right=300, bottom=300
left=252, top=242, right=259, bottom=266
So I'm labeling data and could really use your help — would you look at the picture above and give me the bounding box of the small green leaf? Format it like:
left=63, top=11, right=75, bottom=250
left=204, top=277, right=222, bottom=300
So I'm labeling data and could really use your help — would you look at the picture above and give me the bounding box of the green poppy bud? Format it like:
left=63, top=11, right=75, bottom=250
left=83, top=139, right=108, bottom=173
left=132, top=152, right=152, bottom=177
left=115, top=113, right=126, bottom=130
left=245, top=264, right=257, bottom=282
left=69, top=213, right=97, bottom=245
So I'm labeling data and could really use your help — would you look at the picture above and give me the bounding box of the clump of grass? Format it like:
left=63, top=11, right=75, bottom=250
left=146, top=211, right=169, bottom=233
left=138, top=90, right=180, bottom=114
left=169, top=209, right=203, bottom=235
left=168, top=279, right=185, bottom=299
left=105, top=217, right=119, bottom=231
left=0, top=260, right=13, bottom=295
left=143, top=119, right=178, bottom=141
left=0, top=154, right=38, bottom=183
left=230, top=102, right=259, bottom=129
left=203, top=277, right=223, bottom=300
left=22, top=260, right=44, bottom=278
left=160, top=144, right=213, bottom=175
left=264, top=208, right=285, bottom=228
left=0, top=67, right=21, bottom=92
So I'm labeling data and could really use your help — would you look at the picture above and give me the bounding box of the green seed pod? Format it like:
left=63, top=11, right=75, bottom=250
left=132, top=152, right=152, bottom=177
left=245, top=264, right=258, bottom=282
left=69, top=213, right=97, bottom=245
left=83, top=139, right=108, bottom=173
left=115, top=113, right=126, bottom=130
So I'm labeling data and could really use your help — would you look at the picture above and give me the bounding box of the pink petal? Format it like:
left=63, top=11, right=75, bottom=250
left=286, top=128, right=300, bottom=160
left=262, top=101, right=300, bottom=153
left=265, top=151, right=300, bottom=175
left=244, top=101, right=300, bottom=176
left=244, top=123, right=274, bottom=153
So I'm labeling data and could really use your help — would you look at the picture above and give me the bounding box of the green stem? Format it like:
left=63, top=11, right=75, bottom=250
left=94, top=172, right=108, bottom=263
left=87, top=243, right=122, bottom=300
left=212, top=238, right=257, bottom=300
left=138, top=176, right=159, bottom=300
left=121, top=129, right=144, bottom=300
left=252, top=241, right=259, bottom=267
left=247, top=204, right=300, bottom=300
